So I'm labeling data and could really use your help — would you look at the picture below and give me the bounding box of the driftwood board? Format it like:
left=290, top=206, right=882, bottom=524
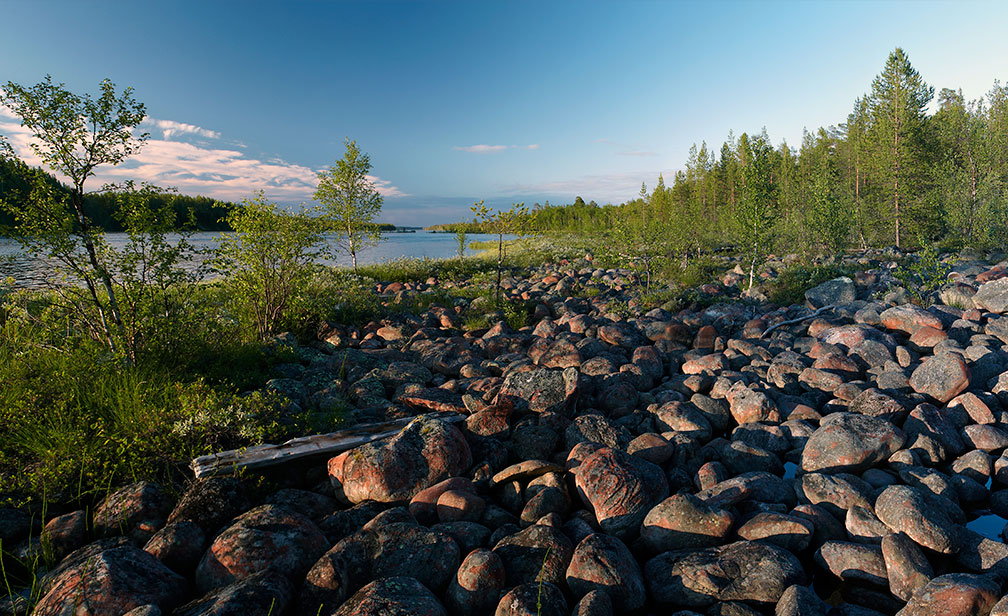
left=190, top=411, right=465, bottom=479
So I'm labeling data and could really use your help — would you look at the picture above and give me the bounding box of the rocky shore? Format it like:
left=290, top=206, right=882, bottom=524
left=8, top=251, right=1008, bottom=615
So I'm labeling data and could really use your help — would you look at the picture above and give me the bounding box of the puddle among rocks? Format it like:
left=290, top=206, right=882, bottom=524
left=966, top=513, right=1007, bottom=540
left=783, top=462, right=798, bottom=480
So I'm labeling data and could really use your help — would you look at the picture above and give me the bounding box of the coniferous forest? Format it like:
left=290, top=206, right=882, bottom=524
left=517, top=49, right=1008, bottom=258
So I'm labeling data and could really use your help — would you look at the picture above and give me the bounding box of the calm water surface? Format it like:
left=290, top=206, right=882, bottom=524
left=0, top=231, right=501, bottom=288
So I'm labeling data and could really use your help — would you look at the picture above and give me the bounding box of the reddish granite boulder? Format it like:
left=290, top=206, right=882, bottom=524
left=195, top=504, right=327, bottom=592
left=896, top=573, right=999, bottom=616
left=875, top=485, right=962, bottom=554
left=447, top=548, right=506, bottom=616
left=94, top=481, right=174, bottom=542
left=334, top=576, right=446, bottom=616
left=338, top=416, right=471, bottom=504
left=639, top=493, right=734, bottom=553
left=574, top=447, right=668, bottom=540
left=565, top=533, right=645, bottom=612
left=33, top=541, right=187, bottom=616
left=880, top=305, right=944, bottom=335
left=909, top=353, right=970, bottom=404
left=174, top=569, right=293, bottom=616
left=800, top=413, right=904, bottom=474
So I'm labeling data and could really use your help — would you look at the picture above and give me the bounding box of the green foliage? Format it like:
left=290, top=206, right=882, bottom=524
left=314, top=139, right=384, bottom=273
left=455, top=224, right=468, bottom=258
left=214, top=191, right=326, bottom=340
left=735, top=134, right=778, bottom=290
left=893, top=244, right=953, bottom=305
left=766, top=263, right=859, bottom=306
left=472, top=200, right=532, bottom=303
left=808, top=157, right=852, bottom=254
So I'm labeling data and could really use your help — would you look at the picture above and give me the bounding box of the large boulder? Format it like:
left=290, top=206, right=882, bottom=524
left=639, top=493, right=734, bottom=553
left=195, top=504, right=328, bottom=592
left=875, top=485, right=962, bottom=555
left=495, top=367, right=579, bottom=415
left=174, top=570, right=293, bottom=616
left=334, top=576, right=447, bottom=616
left=337, top=416, right=471, bottom=503
left=644, top=540, right=807, bottom=608
left=806, top=277, right=856, bottom=308
left=565, top=533, right=646, bottom=612
left=801, top=413, right=905, bottom=474
left=973, top=277, right=1008, bottom=313
left=574, top=447, right=668, bottom=540
left=909, top=353, right=970, bottom=404
left=33, top=540, right=187, bottom=616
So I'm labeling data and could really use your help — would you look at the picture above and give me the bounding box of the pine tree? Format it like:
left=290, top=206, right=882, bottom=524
left=867, top=48, right=934, bottom=248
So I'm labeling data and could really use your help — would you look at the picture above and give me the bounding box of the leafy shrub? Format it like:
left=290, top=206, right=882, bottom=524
left=893, top=244, right=953, bottom=305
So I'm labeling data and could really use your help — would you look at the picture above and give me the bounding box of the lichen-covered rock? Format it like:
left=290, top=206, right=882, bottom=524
left=565, top=533, right=645, bottom=612
left=33, top=541, right=187, bottom=616
left=895, top=573, right=999, bottom=616
left=875, top=485, right=962, bottom=554
left=880, top=305, right=944, bottom=335
left=814, top=541, right=887, bottom=586
left=639, top=493, right=734, bottom=553
left=495, top=367, right=579, bottom=415
left=94, top=481, right=174, bottom=542
left=494, top=582, right=567, bottom=616
left=173, top=569, right=293, bottom=616
left=447, top=548, right=506, bottom=616
left=338, top=416, right=472, bottom=504
left=882, top=531, right=934, bottom=601
left=800, top=413, right=904, bottom=474
left=644, top=540, right=807, bottom=608
left=167, top=476, right=251, bottom=536
left=806, top=277, right=856, bottom=308
left=195, top=504, right=327, bottom=592
left=737, top=512, right=814, bottom=553
left=972, top=277, right=1008, bottom=313
left=334, top=576, right=447, bottom=616
left=909, top=353, right=970, bottom=404
left=143, top=521, right=205, bottom=574
left=492, top=523, right=574, bottom=587
left=574, top=447, right=668, bottom=540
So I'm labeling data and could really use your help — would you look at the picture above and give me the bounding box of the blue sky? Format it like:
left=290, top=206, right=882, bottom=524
left=2, top=0, right=1006, bottom=225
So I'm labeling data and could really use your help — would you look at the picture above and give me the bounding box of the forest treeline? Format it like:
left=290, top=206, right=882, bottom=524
left=0, top=156, right=236, bottom=234
left=448, top=49, right=1008, bottom=259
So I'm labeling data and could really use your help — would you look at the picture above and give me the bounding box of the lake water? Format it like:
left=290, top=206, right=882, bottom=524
left=0, top=230, right=503, bottom=288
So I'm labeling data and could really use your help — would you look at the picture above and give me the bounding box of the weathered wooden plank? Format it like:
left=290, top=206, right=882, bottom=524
left=190, top=411, right=465, bottom=479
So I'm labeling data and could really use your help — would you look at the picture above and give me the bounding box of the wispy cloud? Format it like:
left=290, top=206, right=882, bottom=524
left=144, top=118, right=221, bottom=140
left=0, top=105, right=405, bottom=202
left=454, top=143, right=540, bottom=153
left=617, top=150, right=658, bottom=157
left=596, top=137, right=659, bottom=158
left=504, top=171, right=656, bottom=204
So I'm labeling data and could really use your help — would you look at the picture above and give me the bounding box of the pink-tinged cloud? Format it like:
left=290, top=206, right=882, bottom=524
left=0, top=105, right=406, bottom=202
left=454, top=143, right=539, bottom=153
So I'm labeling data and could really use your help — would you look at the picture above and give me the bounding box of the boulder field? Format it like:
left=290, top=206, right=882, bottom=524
left=12, top=253, right=1008, bottom=615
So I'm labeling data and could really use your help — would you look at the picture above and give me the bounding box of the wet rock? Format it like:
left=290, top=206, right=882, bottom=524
left=896, top=573, right=999, bottom=616
left=338, top=416, right=471, bottom=503
left=574, top=447, right=668, bottom=540
left=495, top=582, right=567, bottom=616
left=881, top=531, right=934, bottom=601
left=565, top=532, right=645, bottom=612
left=875, top=485, right=962, bottom=554
left=334, top=576, right=447, bottom=616
left=33, top=541, right=187, bottom=616
left=174, top=569, right=293, bottom=616
left=640, top=493, right=734, bottom=553
left=195, top=504, right=327, bottom=592
left=167, top=476, right=252, bottom=536
left=801, top=413, right=905, bottom=474
left=447, top=548, right=506, bottom=616
left=645, top=540, right=807, bottom=608
left=909, top=353, right=970, bottom=404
